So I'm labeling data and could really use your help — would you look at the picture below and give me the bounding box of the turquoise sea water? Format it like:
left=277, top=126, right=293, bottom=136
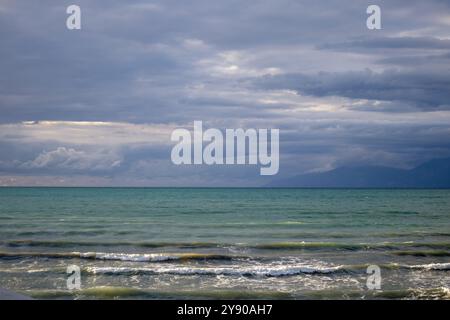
left=0, top=188, right=449, bottom=299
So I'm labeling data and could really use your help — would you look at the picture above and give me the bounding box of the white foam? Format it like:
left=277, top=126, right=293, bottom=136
left=409, top=262, right=450, bottom=270
left=76, top=252, right=179, bottom=262
left=86, top=263, right=343, bottom=277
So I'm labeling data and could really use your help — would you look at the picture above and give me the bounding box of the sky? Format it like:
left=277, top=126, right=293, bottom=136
left=1, top=0, right=450, bottom=186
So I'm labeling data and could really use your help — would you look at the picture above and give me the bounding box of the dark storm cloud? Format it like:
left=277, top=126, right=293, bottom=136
left=376, top=52, right=450, bottom=66
left=319, top=36, right=450, bottom=51
left=254, top=68, right=450, bottom=111
left=1, top=0, right=450, bottom=122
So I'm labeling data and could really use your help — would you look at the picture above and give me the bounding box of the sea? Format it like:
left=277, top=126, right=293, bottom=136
left=0, top=187, right=449, bottom=299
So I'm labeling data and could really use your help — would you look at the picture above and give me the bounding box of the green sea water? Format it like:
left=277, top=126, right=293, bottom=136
left=0, top=188, right=449, bottom=299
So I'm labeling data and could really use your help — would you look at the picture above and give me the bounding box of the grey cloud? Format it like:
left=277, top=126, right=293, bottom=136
left=0, top=1, right=449, bottom=122
left=1, top=0, right=448, bottom=124
left=254, top=68, right=450, bottom=111
left=376, top=52, right=450, bottom=66
left=319, top=36, right=450, bottom=51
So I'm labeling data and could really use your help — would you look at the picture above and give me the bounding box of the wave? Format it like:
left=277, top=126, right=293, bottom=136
left=2, top=240, right=219, bottom=249
left=393, top=250, right=450, bottom=257
left=84, top=262, right=450, bottom=277
left=253, top=242, right=363, bottom=250
left=1, top=250, right=448, bottom=279
left=2, top=246, right=450, bottom=271
left=304, top=287, right=450, bottom=300
left=273, top=221, right=305, bottom=225
left=0, top=251, right=235, bottom=262
left=253, top=241, right=450, bottom=251
left=408, top=262, right=450, bottom=271
left=26, top=286, right=294, bottom=299
left=85, top=264, right=343, bottom=277
left=79, top=252, right=234, bottom=262
left=4, top=239, right=450, bottom=251
left=25, top=286, right=450, bottom=300
left=344, top=262, right=450, bottom=271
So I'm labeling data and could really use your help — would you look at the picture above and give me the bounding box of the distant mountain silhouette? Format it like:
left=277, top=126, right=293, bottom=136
left=268, top=158, right=450, bottom=188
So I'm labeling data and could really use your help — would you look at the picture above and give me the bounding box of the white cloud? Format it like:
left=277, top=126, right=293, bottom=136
left=0, top=121, right=176, bottom=146
left=21, top=147, right=122, bottom=171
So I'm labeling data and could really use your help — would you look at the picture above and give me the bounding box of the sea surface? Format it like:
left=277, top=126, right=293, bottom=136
left=0, top=187, right=449, bottom=299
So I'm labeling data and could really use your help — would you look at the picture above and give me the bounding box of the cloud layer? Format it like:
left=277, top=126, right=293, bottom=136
left=0, top=1, right=450, bottom=185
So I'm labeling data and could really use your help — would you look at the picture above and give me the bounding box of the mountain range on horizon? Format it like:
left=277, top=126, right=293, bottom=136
left=268, top=158, right=450, bottom=188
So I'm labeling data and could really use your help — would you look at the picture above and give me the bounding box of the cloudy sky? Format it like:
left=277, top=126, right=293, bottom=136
left=1, top=0, right=450, bottom=186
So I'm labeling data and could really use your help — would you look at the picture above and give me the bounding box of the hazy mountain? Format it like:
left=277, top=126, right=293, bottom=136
left=268, top=158, right=450, bottom=188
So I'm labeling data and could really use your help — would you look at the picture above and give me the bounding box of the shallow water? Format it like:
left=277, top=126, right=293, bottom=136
left=0, top=188, right=449, bottom=299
